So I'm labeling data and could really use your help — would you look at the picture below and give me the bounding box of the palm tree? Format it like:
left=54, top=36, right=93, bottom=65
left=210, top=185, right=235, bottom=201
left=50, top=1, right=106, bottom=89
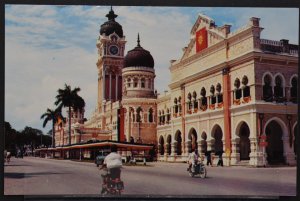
left=40, top=107, right=64, bottom=148
left=55, top=84, right=85, bottom=145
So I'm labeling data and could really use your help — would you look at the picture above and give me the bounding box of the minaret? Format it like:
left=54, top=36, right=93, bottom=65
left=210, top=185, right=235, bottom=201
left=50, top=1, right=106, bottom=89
left=122, top=34, right=157, bottom=144
left=96, top=7, right=126, bottom=112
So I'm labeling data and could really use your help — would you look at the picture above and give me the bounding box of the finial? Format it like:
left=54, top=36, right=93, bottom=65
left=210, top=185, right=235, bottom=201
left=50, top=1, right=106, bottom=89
left=137, top=33, right=141, bottom=47
left=106, top=6, right=118, bottom=21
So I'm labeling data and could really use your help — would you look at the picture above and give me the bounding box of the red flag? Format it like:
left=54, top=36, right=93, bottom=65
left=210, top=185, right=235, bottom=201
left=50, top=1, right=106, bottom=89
left=196, top=27, right=208, bottom=52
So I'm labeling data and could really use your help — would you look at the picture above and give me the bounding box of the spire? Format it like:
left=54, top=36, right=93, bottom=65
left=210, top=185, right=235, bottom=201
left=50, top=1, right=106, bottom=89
left=106, top=6, right=118, bottom=21
left=137, top=33, right=141, bottom=47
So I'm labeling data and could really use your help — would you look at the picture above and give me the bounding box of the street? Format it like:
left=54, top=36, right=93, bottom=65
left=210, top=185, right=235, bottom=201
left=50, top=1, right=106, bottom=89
left=4, top=157, right=296, bottom=196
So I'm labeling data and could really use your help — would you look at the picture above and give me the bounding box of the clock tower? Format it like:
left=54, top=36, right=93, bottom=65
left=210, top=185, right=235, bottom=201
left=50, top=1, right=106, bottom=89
left=96, top=7, right=126, bottom=112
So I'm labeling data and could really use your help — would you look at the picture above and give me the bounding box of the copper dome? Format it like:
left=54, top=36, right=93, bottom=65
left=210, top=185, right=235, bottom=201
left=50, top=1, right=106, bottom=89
left=124, top=34, right=154, bottom=68
left=100, top=8, right=123, bottom=38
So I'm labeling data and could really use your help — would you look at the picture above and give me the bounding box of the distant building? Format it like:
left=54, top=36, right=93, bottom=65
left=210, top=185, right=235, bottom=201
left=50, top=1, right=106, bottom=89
left=55, top=8, right=298, bottom=166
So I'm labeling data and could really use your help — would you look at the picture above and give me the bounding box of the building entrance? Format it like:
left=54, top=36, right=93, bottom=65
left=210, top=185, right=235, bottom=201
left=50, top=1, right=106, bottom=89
left=239, top=122, right=250, bottom=160
left=266, top=120, right=285, bottom=164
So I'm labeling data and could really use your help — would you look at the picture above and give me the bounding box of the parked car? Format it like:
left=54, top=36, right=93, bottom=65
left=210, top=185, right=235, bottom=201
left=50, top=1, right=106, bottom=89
left=95, top=150, right=110, bottom=167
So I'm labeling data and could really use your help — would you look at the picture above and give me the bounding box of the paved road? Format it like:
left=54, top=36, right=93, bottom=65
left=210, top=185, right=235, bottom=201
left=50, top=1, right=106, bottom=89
left=4, top=157, right=296, bottom=196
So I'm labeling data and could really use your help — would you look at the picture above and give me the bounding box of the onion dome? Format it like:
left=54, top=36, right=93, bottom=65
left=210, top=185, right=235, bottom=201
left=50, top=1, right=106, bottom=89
left=100, top=7, right=123, bottom=38
left=124, top=34, right=154, bottom=68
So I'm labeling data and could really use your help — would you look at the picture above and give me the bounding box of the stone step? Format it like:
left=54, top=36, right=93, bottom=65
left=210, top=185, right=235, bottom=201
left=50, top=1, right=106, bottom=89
left=232, top=160, right=250, bottom=166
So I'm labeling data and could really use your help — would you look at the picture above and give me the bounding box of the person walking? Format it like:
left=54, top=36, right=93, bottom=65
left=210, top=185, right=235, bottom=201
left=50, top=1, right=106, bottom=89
left=217, top=150, right=224, bottom=167
left=205, top=150, right=212, bottom=167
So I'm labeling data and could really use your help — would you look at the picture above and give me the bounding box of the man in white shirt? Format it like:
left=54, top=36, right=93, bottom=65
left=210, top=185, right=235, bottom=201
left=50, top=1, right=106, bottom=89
left=102, top=144, right=122, bottom=179
left=100, top=144, right=123, bottom=194
left=187, top=148, right=199, bottom=172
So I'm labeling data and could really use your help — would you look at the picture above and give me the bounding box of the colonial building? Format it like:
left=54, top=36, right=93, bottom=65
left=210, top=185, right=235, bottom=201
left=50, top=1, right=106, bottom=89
left=156, top=14, right=298, bottom=167
left=54, top=8, right=298, bottom=166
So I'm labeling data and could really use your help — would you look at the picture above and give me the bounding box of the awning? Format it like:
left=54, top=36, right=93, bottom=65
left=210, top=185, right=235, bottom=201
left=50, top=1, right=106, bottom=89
left=35, top=140, right=154, bottom=152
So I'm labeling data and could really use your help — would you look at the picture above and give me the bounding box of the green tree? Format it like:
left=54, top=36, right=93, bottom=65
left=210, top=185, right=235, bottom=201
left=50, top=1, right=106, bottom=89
left=55, top=84, right=85, bottom=145
left=21, top=126, right=44, bottom=154
left=4, top=121, right=18, bottom=153
left=40, top=108, right=64, bottom=148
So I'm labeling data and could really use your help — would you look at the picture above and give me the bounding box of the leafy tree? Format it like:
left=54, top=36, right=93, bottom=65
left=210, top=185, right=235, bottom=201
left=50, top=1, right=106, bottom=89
left=4, top=122, right=52, bottom=156
left=55, top=84, right=85, bottom=145
left=21, top=126, right=44, bottom=154
left=41, top=107, right=64, bottom=148
left=4, top=121, right=18, bottom=153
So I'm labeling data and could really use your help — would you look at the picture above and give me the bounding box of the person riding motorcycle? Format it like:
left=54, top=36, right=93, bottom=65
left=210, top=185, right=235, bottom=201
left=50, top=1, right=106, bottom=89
left=187, top=148, right=200, bottom=172
left=99, top=144, right=122, bottom=194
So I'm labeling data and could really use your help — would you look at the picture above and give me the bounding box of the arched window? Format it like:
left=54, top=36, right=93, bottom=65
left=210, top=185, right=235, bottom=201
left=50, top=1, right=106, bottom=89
left=174, top=98, right=178, bottom=114
left=148, top=108, right=153, bottom=123
left=242, top=76, right=250, bottom=97
left=263, top=74, right=273, bottom=102
left=159, top=136, right=165, bottom=155
left=130, top=108, right=135, bottom=122
left=136, top=107, right=142, bottom=122
left=162, top=110, right=165, bottom=124
left=192, top=91, right=198, bottom=110
left=274, top=75, right=284, bottom=102
left=216, top=83, right=223, bottom=103
left=210, top=85, right=216, bottom=104
left=234, top=78, right=242, bottom=99
left=127, top=78, right=131, bottom=88
left=178, top=96, right=182, bottom=114
left=290, top=76, right=297, bottom=103
left=166, top=108, right=171, bottom=123
left=158, top=110, right=161, bottom=124
left=187, top=92, right=192, bottom=111
left=141, top=78, right=145, bottom=88
left=133, top=78, right=138, bottom=88
left=200, top=87, right=207, bottom=111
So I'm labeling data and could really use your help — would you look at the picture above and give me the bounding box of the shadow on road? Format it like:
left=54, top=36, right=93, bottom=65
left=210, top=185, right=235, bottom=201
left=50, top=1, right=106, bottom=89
left=4, top=164, right=32, bottom=167
left=4, top=171, right=69, bottom=179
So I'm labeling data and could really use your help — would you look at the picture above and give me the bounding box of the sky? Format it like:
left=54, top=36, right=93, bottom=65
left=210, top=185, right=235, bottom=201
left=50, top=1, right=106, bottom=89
left=4, top=5, right=299, bottom=134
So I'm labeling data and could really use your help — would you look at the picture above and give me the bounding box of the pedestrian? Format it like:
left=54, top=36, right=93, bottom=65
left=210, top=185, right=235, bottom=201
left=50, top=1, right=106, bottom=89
left=205, top=150, right=212, bottom=167
left=217, top=150, right=224, bottom=167
left=4, top=150, right=7, bottom=163
left=6, top=151, right=11, bottom=163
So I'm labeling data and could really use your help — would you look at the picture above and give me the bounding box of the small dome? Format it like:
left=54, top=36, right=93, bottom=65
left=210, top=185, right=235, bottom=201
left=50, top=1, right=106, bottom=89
left=124, top=34, right=154, bottom=68
left=100, top=7, right=123, bottom=38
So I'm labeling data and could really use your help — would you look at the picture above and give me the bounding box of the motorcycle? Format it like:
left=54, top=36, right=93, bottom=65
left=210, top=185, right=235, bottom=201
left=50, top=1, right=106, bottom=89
left=100, top=170, right=124, bottom=195
left=188, top=161, right=207, bottom=178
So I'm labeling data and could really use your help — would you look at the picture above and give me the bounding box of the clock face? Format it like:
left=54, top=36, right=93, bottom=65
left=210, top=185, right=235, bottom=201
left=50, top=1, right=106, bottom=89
left=109, top=45, right=119, bottom=55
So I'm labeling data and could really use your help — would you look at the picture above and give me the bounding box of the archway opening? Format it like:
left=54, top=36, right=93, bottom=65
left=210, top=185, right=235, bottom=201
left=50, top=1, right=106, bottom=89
left=188, top=128, right=198, bottom=153
left=201, top=132, right=207, bottom=154
left=159, top=136, right=165, bottom=155
left=167, top=135, right=172, bottom=155
left=212, top=125, right=223, bottom=153
left=238, top=122, right=251, bottom=160
left=266, top=120, right=285, bottom=164
left=175, top=131, right=182, bottom=155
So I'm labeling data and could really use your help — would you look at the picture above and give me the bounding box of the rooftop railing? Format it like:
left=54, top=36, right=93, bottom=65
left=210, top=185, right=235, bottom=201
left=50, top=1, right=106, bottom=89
left=260, top=39, right=298, bottom=55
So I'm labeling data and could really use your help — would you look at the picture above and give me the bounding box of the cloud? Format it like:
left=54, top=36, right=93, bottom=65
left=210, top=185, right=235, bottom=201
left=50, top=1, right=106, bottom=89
left=5, top=6, right=298, bottom=133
